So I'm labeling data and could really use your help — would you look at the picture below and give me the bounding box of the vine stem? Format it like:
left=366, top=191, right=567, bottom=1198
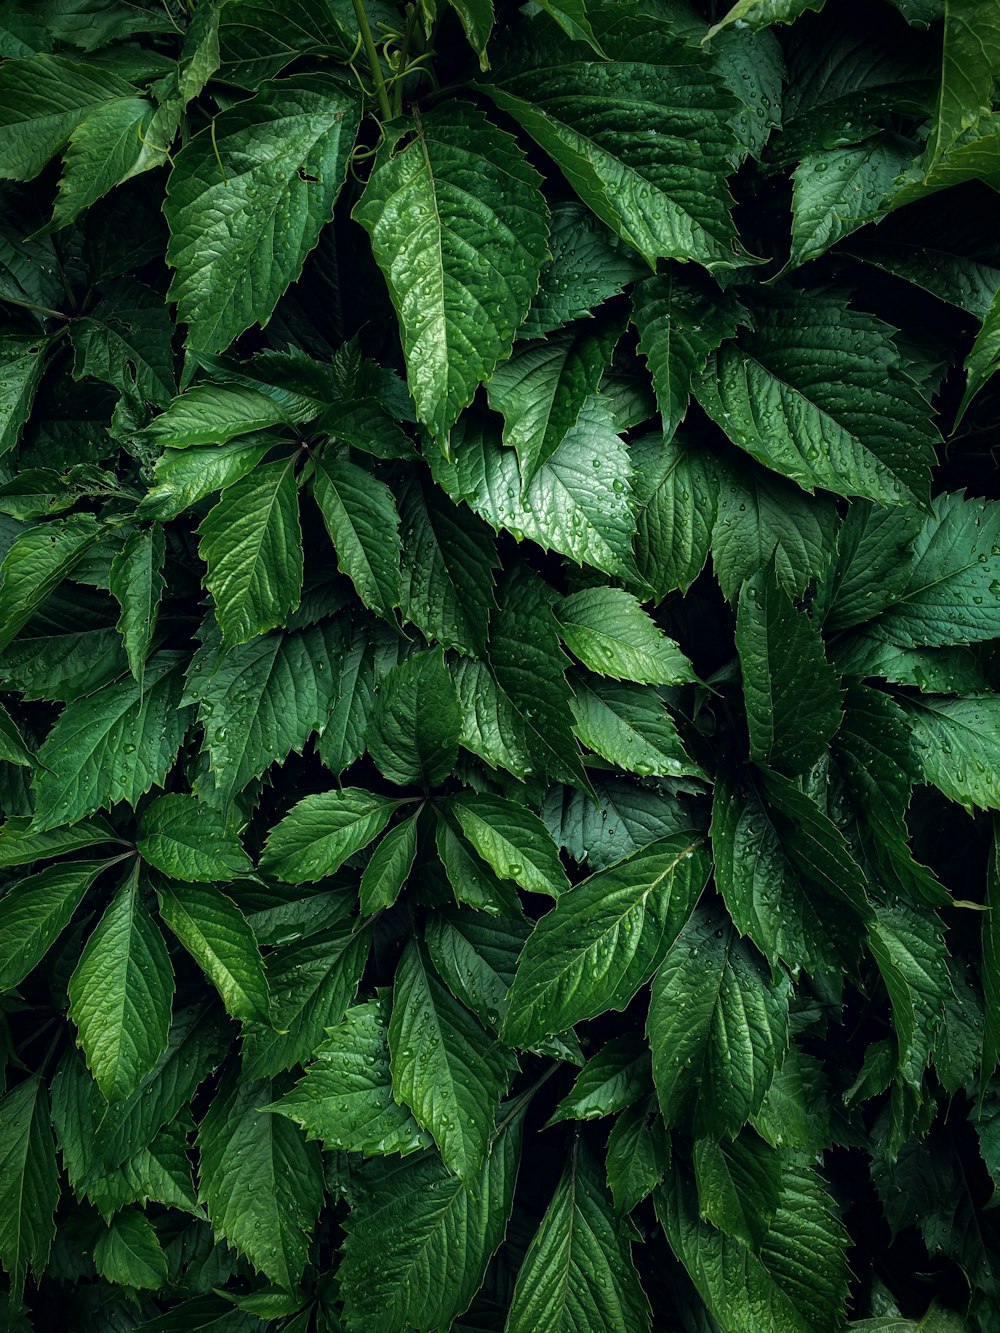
left=392, top=3, right=422, bottom=118
left=352, top=0, right=393, bottom=123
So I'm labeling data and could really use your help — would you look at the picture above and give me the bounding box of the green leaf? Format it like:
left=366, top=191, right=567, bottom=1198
left=445, top=0, right=494, bottom=68
left=788, top=137, right=913, bottom=271
left=389, top=939, right=517, bottom=1186
left=366, top=648, right=461, bottom=789
left=487, top=39, right=740, bottom=270
left=70, top=279, right=176, bottom=409
left=985, top=824, right=1000, bottom=1088
left=503, top=834, right=708, bottom=1046
left=520, top=201, right=645, bottom=340
left=137, top=794, right=253, bottom=882
left=242, top=915, right=371, bottom=1078
left=630, top=434, right=719, bottom=598
left=398, top=472, right=498, bottom=655
left=267, top=996, right=430, bottom=1157
left=316, top=620, right=403, bottom=777
left=570, top=676, right=703, bottom=780
left=544, top=775, right=694, bottom=872
left=260, top=788, right=403, bottom=884
left=109, top=524, right=165, bottom=688
left=706, top=0, right=825, bottom=37
left=436, top=812, right=524, bottom=916
left=433, top=401, right=637, bottom=580
left=631, top=270, right=743, bottom=439
left=548, top=1034, right=651, bottom=1125
left=424, top=905, right=528, bottom=1028
left=897, top=694, right=1000, bottom=813
left=452, top=792, right=569, bottom=897
left=0, top=700, right=31, bottom=767
left=0, top=336, right=50, bottom=457
left=199, top=456, right=303, bottom=646
left=68, top=867, right=173, bottom=1101
left=736, top=564, right=843, bottom=774
left=86, top=1117, right=201, bottom=1223
left=0, top=513, right=101, bottom=653
left=657, top=1158, right=850, bottom=1333
left=0, top=816, right=117, bottom=868
left=184, top=619, right=344, bottom=806
left=49, top=95, right=158, bottom=231
left=354, top=101, right=547, bottom=444
left=359, top=814, right=418, bottom=915
left=558, top=587, right=695, bottom=686
left=533, top=0, right=604, bottom=54
left=868, top=901, right=951, bottom=1091
left=486, top=322, right=618, bottom=485
left=605, top=1096, right=669, bottom=1215
left=0, top=1077, right=58, bottom=1299
left=816, top=500, right=923, bottom=632
left=310, top=454, right=400, bottom=619
left=145, top=383, right=297, bottom=449
left=0, top=53, right=135, bottom=180
left=339, top=1108, right=522, bottom=1333
left=138, top=438, right=274, bottom=522
left=166, top=77, right=360, bottom=354
left=154, top=880, right=269, bottom=1025
left=32, top=651, right=191, bottom=832
left=711, top=454, right=838, bottom=601
left=870, top=491, right=1000, bottom=647
left=94, top=1209, right=167, bottom=1290
left=695, top=289, right=939, bottom=505
left=692, top=1130, right=783, bottom=1249
left=197, top=1068, right=323, bottom=1289
left=648, top=906, right=790, bottom=1138
left=507, top=1139, right=651, bottom=1333
left=924, top=0, right=1000, bottom=165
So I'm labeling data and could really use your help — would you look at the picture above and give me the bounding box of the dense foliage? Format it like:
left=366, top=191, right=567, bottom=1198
left=0, top=0, right=998, bottom=1327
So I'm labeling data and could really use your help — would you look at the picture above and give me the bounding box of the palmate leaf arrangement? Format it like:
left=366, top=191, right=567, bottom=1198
left=0, top=0, right=999, bottom=1328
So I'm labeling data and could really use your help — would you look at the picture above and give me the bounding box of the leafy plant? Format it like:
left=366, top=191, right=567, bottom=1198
left=0, top=0, right=998, bottom=1328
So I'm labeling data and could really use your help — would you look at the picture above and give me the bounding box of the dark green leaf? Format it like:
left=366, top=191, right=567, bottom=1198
left=366, top=648, right=462, bottom=789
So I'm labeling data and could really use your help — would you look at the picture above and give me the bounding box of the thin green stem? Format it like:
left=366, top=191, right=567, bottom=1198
left=352, top=0, right=393, bottom=123
left=392, top=2, right=422, bottom=117
left=0, top=294, right=69, bottom=322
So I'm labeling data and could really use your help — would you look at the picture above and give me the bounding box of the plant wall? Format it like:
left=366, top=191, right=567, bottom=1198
left=0, top=0, right=998, bottom=1328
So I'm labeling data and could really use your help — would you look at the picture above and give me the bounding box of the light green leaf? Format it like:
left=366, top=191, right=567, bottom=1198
left=86, top=1117, right=201, bottom=1223
left=184, top=619, right=344, bottom=806
left=521, top=201, right=645, bottom=340
left=696, top=289, right=939, bottom=505
left=49, top=95, right=156, bottom=231
left=311, top=454, right=400, bottom=619
left=648, top=906, right=790, bottom=1138
left=359, top=814, right=418, bottom=915
left=32, top=651, right=191, bottom=832
left=68, top=867, right=173, bottom=1101
left=145, top=384, right=296, bottom=448
left=354, top=101, right=548, bottom=443
left=137, top=794, right=253, bottom=882
left=868, top=901, right=951, bottom=1091
left=503, top=834, right=708, bottom=1046
left=897, top=693, right=1000, bottom=812
left=507, top=1139, right=651, bottom=1333
left=958, top=283, right=1000, bottom=422
left=533, top=0, right=604, bottom=54
left=242, top=914, right=371, bottom=1079
left=0, top=1078, right=58, bottom=1299
left=711, top=454, right=838, bottom=601
left=605, top=1096, right=668, bottom=1215
left=0, top=53, right=135, bottom=180
left=366, top=648, right=462, bottom=789
left=0, top=858, right=111, bottom=990
left=339, top=1109, right=522, bottom=1333
left=389, top=940, right=517, bottom=1186
left=166, top=76, right=360, bottom=354
left=548, top=1034, right=650, bottom=1125
left=0, top=816, right=117, bottom=869
left=446, top=0, right=494, bottom=68
left=433, top=400, right=636, bottom=580
left=0, top=513, right=101, bottom=653
left=570, top=676, right=703, bottom=780
left=93, top=1209, right=167, bottom=1290
left=487, top=322, right=618, bottom=485
left=0, top=336, right=50, bottom=456
left=692, top=1130, right=783, bottom=1249
left=398, top=472, right=498, bottom=655
left=558, top=587, right=695, bottom=686
left=925, top=0, right=1000, bottom=165
left=197, top=1069, right=323, bottom=1289
left=631, top=270, right=743, bottom=439
left=870, top=491, right=1000, bottom=647
left=453, top=792, right=569, bottom=897
left=435, top=815, right=522, bottom=917
left=631, top=434, right=719, bottom=598
left=267, top=995, right=430, bottom=1157
left=706, top=0, right=825, bottom=37
left=109, top=524, right=165, bottom=688
left=199, top=456, right=303, bottom=646
left=487, top=39, right=740, bottom=270
left=736, top=564, right=842, bottom=774
left=260, top=788, right=403, bottom=883
left=138, top=437, right=274, bottom=521
left=155, top=880, right=270, bottom=1024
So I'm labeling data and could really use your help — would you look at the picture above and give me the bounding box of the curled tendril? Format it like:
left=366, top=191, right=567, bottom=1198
left=348, top=120, right=387, bottom=184
left=135, top=124, right=174, bottom=165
